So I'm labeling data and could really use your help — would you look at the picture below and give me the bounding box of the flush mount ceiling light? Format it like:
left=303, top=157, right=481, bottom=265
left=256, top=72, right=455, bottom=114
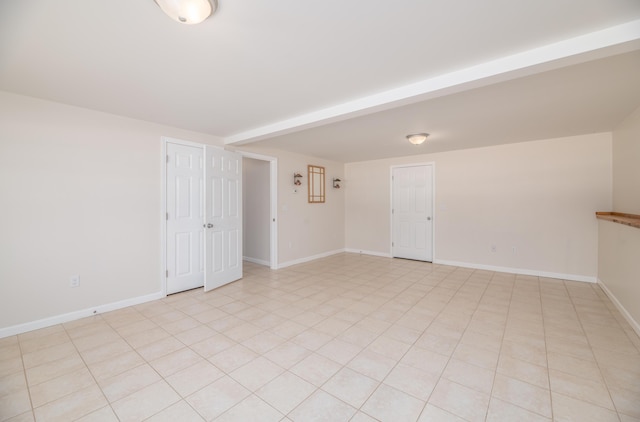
left=154, top=0, right=217, bottom=24
left=406, top=133, right=430, bottom=145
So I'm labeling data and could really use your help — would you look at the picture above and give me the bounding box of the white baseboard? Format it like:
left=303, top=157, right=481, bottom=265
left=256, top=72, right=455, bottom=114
left=432, top=259, right=596, bottom=283
left=243, top=256, right=270, bottom=267
left=344, top=249, right=392, bottom=258
left=0, top=291, right=165, bottom=339
left=278, top=249, right=347, bottom=269
left=598, top=278, right=640, bottom=338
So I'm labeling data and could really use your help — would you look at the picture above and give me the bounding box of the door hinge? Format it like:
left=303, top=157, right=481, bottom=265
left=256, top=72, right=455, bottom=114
left=392, top=209, right=394, bottom=214
left=166, top=155, right=169, bottom=163
left=166, top=212, right=169, bottom=220
left=392, top=242, right=394, bottom=247
left=166, top=270, right=169, bottom=278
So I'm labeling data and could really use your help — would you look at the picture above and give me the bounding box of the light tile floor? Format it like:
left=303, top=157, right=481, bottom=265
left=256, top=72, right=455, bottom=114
left=1, top=253, right=640, bottom=421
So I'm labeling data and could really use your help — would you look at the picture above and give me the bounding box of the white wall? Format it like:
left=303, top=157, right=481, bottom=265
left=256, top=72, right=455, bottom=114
left=598, top=105, right=640, bottom=335
left=0, top=91, right=223, bottom=332
left=236, top=146, right=345, bottom=266
left=242, top=158, right=271, bottom=265
left=612, top=105, right=640, bottom=214
left=346, top=133, right=612, bottom=280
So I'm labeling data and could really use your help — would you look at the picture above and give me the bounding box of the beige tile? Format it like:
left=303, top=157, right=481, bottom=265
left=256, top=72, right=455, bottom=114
left=216, top=394, right=284, bottom=422
left=256, top=371, right=316, bottom=414
left=263, top=341, right=312, bottom=369
left=549, top=368, right=615, bottom=410
left=547, top=350, right=602, bottom=382
left=384, top=363, right=439, bottom=400
left=241, top=331, right=286, bottom=354
left=291, top=329, right=333, bottom=351
left=33, top=385, right=107, bottom=422
left=0, top=343, right=21, bottom=363
left=501, top=340, right=548, bottom=367
left=72, top=330, right=120, bottom=352
left=149, top=347, right=203, bottom=378
left=87, top=350, right=145, bottom=382
left=30, top=367, right=96, bottom=407
left=18, top=331, right=70, bottom=354
left=174, top=325, right=216, bottom=346
left=290, top=353, right=342, bottom=387
left=135, top=336, right=185, bottom=361
left=223, top=322, right=264, bottom=342
left=121, top=326, right=171, bottom=349
left=165, top=360, right=224, bottom=397
left=99, top=364, right=161, bottom=402
left=497, top=355, right=549, bottom=389
left=145, top=400, right=204, bottom=422
left=0, top=357, right=25, bottom=379
left=428, top=379, right=490, bottom=422
left=366, top=336, right=410, bottom=360
left=321, top=367, right=378, bottom=408
left=337, top=326, right=378, bottom=348
left=229, top=356, right=284, bottom=391
left=5, top=411, right=35, bottom=422
left=486, top=397, right=551, bottom=422
left=551, top=392, right=620, bottom=422
left=350, top=411, right=379, bottom=422
left=186, top=375, right=250, bottom=420
left=74, top=405, right=119, bottom=422
left=347, top=349, right=396, bottom=381
left=207, top=344, right=258, bottom=373
left=22, top=342, right=78, bottom=369
left=362, top=383, right=425, bottom=422
left=492, top=373, right=551, bottom=418
left=269, top=320, right=308, bottom=339
left=401, top=346, right=450, bottom=376
left=452, top=342, right=499, bottom=370
left=288, top=390, right=357, bottom=422
left=189, top=333, right=236, bottom=358
left=0, top=389, right=31, bottom=421
left=417, top=403, right=467, bottom=422
left=0, top=371, right=27, bottom=397
left=317, top=339, right=362, bottom=365
left=610, top=387, right=640, bottom=419
left=79, top=338, right=132, bottom=365
left=111, top=380, right=180, bottom=422
left=442, top=358, right=494, bottom=394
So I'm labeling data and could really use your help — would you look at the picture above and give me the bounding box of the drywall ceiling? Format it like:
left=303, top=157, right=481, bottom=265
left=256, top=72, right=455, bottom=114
left=1, top=0, right=639, bottom=162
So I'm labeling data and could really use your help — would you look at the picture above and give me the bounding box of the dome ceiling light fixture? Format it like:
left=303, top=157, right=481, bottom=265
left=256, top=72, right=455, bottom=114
left=406, top=133, right=430, bottom=145
left=154, top=0, right=217, bottom=24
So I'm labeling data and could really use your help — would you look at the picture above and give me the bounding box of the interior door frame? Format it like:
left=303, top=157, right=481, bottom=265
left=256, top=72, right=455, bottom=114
left=238, top=151, right=279, bottom=270
left=389, top=162, right=436, bottom=261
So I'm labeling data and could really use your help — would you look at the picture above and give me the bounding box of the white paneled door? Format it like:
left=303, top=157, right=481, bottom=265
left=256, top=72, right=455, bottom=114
left=392, top=165, right=434, bottom=262
left=204, top=146, right=243, bottom=292
left=166, top=143, right=205, bottom=294
left=166, top=141, right=242, bottom=295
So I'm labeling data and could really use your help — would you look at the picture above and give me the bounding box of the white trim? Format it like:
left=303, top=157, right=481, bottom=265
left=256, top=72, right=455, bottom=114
left=433, top=258, right=596, bottom=283
left=0, top=291, right=164, bottom=339
left=278, top=249, right=346, bottom=269
left=237, top=151, right=279, bottom=270
left=598, top=278, right=640, bottom=339
left=390, top=162, right=436, bottom=262
left=243, top=256, right=271, bottom=267
left=344, top=248, right=392, bottom=258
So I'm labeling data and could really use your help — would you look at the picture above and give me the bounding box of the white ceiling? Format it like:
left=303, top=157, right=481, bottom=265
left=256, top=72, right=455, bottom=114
left=1, top=0, right=640, bottom=162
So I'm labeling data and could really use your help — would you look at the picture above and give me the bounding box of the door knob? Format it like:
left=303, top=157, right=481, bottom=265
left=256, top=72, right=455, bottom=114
left=207, top=223, right=214, bottom=228
left=427, top=217, right=431, bottom=221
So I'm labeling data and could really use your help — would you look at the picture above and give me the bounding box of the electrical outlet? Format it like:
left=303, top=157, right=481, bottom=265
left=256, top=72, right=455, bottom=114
left=70, top=275, right=80, bottom=288
left=512, top=246, right=517, bottom=254
left=491, top=245, right=497, bottom=253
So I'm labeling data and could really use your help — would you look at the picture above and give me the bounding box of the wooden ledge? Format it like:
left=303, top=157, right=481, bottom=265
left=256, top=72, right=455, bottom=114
left=596, top=212, right=640, bottom=229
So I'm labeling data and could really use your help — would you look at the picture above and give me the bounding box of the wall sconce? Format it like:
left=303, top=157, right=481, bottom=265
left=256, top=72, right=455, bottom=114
left=333, top=178, right=342, bottom=189
left=294, top=172, right=302, bottom=186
